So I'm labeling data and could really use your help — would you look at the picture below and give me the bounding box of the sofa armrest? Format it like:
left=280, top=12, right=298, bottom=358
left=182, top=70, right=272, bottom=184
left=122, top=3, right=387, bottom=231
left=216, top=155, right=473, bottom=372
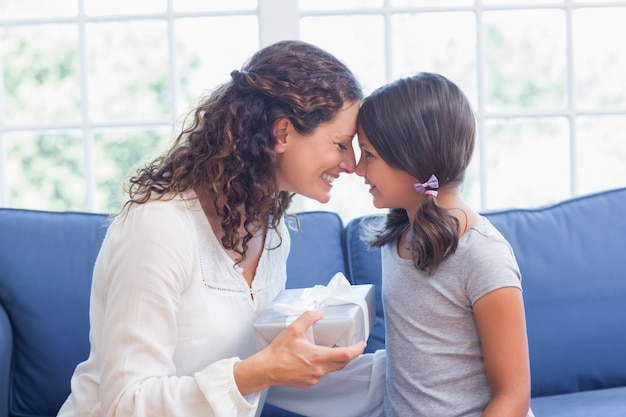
left=0, top=305, right=11, bottom=417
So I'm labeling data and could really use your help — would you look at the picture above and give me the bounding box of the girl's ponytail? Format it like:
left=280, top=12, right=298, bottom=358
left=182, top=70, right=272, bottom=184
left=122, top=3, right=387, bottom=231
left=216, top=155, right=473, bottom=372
left=410, top=191, right=460, bottom=275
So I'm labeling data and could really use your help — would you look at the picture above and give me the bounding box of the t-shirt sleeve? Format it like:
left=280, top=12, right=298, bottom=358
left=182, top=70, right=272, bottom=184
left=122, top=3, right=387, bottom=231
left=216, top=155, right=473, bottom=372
left=465, top=232, right=522, bottom=305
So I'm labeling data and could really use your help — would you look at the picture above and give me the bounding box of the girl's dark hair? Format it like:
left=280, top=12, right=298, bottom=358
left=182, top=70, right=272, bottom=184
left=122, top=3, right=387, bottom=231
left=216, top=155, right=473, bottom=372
left=359, top=72, right=475, bottom=274
left=123, top=40, right=362, bottom=261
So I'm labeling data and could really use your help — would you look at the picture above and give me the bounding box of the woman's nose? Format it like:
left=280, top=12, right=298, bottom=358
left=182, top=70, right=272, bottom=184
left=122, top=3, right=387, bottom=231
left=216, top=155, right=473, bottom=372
left=340, top=149, right=357, bottom=173
left=355, top=155, right=366, bottom=177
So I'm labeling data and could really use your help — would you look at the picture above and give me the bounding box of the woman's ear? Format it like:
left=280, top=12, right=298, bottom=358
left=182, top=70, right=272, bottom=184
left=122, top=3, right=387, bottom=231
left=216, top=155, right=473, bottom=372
left=273, top=118, right=290, bottom=154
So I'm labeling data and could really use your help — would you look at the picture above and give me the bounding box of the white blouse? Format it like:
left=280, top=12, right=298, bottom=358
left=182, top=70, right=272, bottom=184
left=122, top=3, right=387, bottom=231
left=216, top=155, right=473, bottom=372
left=57, top=191, right=385, bottom=417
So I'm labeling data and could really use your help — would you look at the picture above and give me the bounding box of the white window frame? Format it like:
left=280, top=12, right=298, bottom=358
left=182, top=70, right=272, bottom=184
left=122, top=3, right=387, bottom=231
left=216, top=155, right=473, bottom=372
left=1, top=0, right=626, bottom=219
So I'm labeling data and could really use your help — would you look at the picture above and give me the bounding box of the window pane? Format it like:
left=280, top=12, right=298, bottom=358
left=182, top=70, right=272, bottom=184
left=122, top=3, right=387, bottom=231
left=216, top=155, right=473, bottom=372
left=576, top=115, right=626, bottom=195
left=484, top=118, right=570, bottom=208
left=463, top=152, right=481, bottom=209
left=391, top=12, right=477, bottom=103
left=300, top=0, right=383, bottom=10
left=1, top=24, right=80, bottom=124
left=94, top=128, right=172, bottom=213
left=0, top=0, right=77, bottom=18
left=484, top=10, right=567, bottom=111
left=86, top=20, right=170, bottom=122
left=174, top=0, right=257, bottom=12
left=300, top=15, right=386, bottom=95
left=6, top=131, right=85, bottom=211
left=84, top=0, right=167, bottom=16
left=573, top=8, right=626, bottom=109
left=175, top=16, right=259, bottom=111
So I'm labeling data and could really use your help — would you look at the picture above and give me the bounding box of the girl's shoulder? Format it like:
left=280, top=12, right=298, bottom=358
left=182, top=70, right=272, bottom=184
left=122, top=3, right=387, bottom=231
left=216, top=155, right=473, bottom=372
left=466, top=216, right=510, bottom=245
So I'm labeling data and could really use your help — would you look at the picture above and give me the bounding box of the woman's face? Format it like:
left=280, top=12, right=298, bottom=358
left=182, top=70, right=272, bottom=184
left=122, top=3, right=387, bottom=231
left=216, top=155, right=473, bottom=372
left=274, top=101, right=359, bottom=203
left=355, top=126, right=419, bottom=212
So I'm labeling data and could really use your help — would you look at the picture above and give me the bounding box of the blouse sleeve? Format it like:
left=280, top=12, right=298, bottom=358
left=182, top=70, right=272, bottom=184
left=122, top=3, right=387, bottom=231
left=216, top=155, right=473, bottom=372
left=93, top=203, right=258, bottom=417
left=265, top=349, right=386, bottom=417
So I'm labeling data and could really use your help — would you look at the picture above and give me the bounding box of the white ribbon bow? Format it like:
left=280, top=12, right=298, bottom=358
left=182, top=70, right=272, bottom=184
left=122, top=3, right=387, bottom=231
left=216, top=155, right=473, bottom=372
left=273, top=272, right=353, bottom=315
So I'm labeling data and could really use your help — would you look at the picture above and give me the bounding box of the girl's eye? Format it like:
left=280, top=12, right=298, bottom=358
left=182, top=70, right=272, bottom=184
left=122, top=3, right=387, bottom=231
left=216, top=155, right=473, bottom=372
left=365, top=150, right=373, bottom=158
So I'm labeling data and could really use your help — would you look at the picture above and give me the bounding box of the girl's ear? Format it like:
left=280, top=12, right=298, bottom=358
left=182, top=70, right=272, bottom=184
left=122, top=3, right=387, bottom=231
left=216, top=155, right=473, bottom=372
left=273, top=118, right=290, bottom=154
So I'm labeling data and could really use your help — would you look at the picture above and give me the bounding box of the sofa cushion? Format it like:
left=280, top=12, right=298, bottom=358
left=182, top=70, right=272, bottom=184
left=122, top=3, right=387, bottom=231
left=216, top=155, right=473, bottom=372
left=0, top=209, right=344, bottom=417
left=530, top=386, right=626, bottom=417
left=483, top=187, right=626, bottom=397
left=0, top=209, right=110, bottom=417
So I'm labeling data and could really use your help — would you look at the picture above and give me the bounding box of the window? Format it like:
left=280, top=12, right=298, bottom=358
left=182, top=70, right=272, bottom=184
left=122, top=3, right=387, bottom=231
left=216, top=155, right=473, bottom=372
left=1, top=0, right=625, bottom=223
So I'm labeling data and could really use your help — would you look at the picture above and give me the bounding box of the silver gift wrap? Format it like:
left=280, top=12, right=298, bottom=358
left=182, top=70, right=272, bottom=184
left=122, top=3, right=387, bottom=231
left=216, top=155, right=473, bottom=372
left=253, top=283, right=376, bottom=348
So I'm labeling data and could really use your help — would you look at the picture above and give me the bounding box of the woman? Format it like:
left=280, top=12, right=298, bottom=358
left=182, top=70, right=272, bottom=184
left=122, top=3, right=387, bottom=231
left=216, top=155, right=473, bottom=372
left=57, top=40, right=384, bottom=417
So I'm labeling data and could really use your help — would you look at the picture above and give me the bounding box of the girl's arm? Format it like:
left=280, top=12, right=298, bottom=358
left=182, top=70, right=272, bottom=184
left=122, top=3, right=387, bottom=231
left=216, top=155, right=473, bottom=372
left=474, top=286, right=531, bottom=417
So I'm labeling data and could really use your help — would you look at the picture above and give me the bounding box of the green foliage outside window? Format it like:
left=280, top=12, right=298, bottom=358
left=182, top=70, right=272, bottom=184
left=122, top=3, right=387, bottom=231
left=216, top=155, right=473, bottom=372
left=1, top=3, right=625, bottom=220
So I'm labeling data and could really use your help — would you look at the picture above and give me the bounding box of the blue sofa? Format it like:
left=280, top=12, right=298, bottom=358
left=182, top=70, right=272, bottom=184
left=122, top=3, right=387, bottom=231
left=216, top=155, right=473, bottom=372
left=1, top=187, right=626, bottom=417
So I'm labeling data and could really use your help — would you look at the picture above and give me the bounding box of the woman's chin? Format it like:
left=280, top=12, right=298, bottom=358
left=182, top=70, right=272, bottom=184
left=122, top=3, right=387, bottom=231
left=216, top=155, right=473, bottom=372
left=305, top=190, right=331, bottom=204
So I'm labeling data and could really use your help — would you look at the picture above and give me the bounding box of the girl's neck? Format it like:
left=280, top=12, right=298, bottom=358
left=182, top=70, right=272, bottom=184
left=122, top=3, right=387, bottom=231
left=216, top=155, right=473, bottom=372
left=407, top=191, right=480, bottom=237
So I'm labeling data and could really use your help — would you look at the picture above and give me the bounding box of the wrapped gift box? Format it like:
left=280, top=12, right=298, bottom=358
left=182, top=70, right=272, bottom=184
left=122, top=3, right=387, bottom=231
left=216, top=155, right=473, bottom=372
left=254, top=273, right=375, bottom=348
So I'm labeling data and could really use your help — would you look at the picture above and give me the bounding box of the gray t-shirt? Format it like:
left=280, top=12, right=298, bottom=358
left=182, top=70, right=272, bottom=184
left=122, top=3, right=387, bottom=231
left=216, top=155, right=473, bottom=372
left=382, top=216, right=529, bottom=417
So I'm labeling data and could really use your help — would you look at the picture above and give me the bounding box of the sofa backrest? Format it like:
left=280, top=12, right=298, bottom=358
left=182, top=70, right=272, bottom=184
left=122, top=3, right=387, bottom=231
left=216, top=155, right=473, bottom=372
left=286, top=211, right=347, bottom=288
left=3, top=188, right=626, bottom=414
left=344, top=218, right=384, bottom=354
left=344, top=187, right=626, bottom=398
left=0, top=208, right=345, bottom=417
left=0, top=299, right=12, bottom=417
left=484, top=187, right=626, bottom=397
left=0, top=209, right=110, bottom=417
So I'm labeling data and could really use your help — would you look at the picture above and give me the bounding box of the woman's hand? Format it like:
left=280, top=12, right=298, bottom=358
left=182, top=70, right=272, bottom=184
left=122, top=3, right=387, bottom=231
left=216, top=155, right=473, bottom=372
left=234, top=310, right=366, bottom=396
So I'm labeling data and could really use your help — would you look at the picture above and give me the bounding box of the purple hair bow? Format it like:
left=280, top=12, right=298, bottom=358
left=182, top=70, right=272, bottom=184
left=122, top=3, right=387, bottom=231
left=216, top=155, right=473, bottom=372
left=414, top=174, right=439, bottom=196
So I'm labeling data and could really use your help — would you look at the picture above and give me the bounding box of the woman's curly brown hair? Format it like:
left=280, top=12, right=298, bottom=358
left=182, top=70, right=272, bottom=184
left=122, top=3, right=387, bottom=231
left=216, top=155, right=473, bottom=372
left=123, top=40, right=362, bottom=262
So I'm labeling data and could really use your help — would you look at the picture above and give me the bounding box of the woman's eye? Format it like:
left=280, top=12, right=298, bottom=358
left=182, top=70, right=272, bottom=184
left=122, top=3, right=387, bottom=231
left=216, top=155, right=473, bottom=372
left=336, top=142, right=348, bottom=151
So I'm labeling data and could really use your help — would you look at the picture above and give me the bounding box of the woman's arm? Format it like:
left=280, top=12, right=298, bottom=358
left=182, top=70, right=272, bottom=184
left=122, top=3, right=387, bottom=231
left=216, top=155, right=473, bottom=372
left=474, top=286, right=531, bottom=417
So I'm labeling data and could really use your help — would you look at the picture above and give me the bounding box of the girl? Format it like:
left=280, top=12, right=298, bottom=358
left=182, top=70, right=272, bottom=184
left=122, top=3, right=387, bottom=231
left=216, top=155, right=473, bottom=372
left=356, top=72, right=533, bottom=417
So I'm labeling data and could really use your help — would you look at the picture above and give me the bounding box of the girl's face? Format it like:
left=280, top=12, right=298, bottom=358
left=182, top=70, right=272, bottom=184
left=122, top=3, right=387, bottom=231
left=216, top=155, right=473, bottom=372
left=355, top=126, right=420, bottom=212
left=274, top=102, right=359, bottom=203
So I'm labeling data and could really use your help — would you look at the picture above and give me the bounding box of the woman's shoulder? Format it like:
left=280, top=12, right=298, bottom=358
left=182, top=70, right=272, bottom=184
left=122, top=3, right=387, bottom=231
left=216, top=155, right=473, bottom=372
left=112, top=192, right=202, bottom=240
